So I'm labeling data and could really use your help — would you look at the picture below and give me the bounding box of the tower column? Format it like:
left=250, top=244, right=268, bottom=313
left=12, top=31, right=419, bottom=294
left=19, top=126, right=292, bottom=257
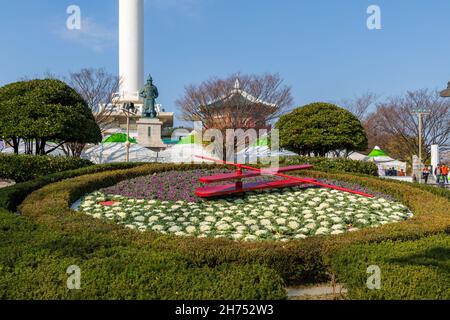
left=119, top=0, right=144, bottom=102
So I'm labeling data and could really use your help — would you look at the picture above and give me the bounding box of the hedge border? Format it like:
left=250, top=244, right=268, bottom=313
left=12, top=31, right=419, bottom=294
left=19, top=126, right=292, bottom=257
left=0, top=162, right=144, bottom=212
left=18, top=164, right=450, bottom=285
left=0, top=153, right=94, bottom=182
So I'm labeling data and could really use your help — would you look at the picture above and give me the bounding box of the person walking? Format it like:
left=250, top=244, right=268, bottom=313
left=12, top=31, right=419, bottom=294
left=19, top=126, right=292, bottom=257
left=442, top=163, right=449, bottom=184
left=422, top=166, right=431, bottom=184
left=435, top=164, right=442, bottom=184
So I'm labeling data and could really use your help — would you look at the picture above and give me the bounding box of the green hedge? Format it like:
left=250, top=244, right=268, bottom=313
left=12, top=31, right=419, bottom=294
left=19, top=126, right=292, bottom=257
left=0, top=162, right=143, bottom=212
left=0, top=154, right=94, bottom=182
left=330, top=234, right=450, bottom=299
left=0, top=208, right=286, bottom=300
left=279, top=156, right=378, bottom=176
left=18, top=164, right=450, bottom=288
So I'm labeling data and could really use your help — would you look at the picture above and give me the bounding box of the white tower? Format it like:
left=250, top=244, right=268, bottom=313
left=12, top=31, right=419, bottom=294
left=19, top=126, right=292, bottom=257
left=118, top=0, right=144, bottom=102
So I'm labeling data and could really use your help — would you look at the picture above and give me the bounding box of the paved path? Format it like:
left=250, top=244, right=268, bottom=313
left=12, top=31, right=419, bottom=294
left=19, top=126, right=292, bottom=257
left=286, top=284, right=347, bottom=300
left=0, top=180, right=15, bottom=189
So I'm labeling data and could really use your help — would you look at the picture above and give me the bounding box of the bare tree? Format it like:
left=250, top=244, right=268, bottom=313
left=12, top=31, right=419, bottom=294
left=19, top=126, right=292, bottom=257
left=177, top=73, right=293, bottom=131
left=67, top=68, right=120, bottom=133
left=366, top=89, right=450, bottom=161
left=339, top=92, right=378, bottom=122
left=177, top=73, right=293, bottom=160
left=63, top=68, right=120, bottom=157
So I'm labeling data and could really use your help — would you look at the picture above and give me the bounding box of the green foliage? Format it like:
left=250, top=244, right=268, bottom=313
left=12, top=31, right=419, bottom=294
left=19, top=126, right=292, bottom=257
left=0, top=209, right=286, bottom=300
left=0, top=79, right=102, bottom=154
left=1, top=162, right=449, bottom=299
left=18, top=164, right=450, bottom=289
left=276, top=103, right=368, bottom=156
left=279, top=156, right=378, bottom=176
left=330, top=234, right=450, bottom=299
left=0, top=154, right=94, bottom=183
left=0, top=162, right=142, bottom=212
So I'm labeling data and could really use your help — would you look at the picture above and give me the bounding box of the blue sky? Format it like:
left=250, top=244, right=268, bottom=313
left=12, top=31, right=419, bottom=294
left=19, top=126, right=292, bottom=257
left=1, top=0, right=450, bottom=126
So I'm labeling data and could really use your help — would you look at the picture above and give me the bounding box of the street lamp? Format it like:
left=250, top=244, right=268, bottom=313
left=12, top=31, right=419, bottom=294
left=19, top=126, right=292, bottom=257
left=122, top=102, right=137, bottom=163
left=411, top=106, right=431, bottom=183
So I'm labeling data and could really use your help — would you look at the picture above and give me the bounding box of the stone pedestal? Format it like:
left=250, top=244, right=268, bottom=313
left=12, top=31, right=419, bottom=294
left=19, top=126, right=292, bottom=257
left=137, top=118, right=166, bottom=149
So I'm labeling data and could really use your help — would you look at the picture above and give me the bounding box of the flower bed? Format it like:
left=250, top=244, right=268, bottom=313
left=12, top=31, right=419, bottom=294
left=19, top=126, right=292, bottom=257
left=99, top=169, right=395, bottom=203
left=79, top=170, right=412, bottom=242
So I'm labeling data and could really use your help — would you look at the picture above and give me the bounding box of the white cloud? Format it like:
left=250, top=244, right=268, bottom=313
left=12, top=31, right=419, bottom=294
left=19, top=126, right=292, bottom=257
left=59, top=17, right=116, bottom=53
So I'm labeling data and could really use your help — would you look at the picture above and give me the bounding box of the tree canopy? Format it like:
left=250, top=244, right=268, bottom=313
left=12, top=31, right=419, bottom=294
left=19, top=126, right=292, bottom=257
left=276, top=102, right=368, bottom=156
left=0, top=79, right=102, bottom=155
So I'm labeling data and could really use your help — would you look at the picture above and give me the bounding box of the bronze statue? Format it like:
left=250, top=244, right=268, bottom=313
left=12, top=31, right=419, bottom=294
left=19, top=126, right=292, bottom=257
left=140, top=74, right=159, bottom=118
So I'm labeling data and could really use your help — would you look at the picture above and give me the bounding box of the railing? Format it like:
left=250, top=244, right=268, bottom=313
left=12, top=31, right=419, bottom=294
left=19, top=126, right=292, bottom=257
left=112, top=91, right=141, bottom=102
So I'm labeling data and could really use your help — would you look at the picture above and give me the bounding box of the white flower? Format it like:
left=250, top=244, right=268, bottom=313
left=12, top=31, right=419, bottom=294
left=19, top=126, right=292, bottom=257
left=260, top=219, right=272, bottom=226
left=232, top=233, right=243, bottom=240
left=315, top=227, right=329, bottom=235
left=168, top=226, right=182, bottom=233
left=152, top=225, right=164, bottom=231
left=304, top=213, right=314, bottom=219
left=263, top=211, right=273, bottom=217
left=200, top=225, right=211, bottom=232
left=244, top=235, right=257, bottom=242
left=305, top=223, right=316, bottom=230
left=276, top=218, right=286, bottom=225
left=117, top=212, right=127, bottom=219
left=331, top=217, right=342, bottom=223
left=205, top=216, right=216, bottom=223
left=288, top=221, right=300, bottom=229
left=244, top=219, right=257, bottom=225
left=216, top=223, right=231, bottom=231
left=255, top=230, right=268, bottom=236
left=331, top=230, right=344, bottom=235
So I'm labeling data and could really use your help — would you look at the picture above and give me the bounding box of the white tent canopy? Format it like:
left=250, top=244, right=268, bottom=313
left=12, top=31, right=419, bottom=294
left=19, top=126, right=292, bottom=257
left=81, top=143, right=159, bottom=164
left=1, top=142, right=66, bottom=157
left=81, top=142, right=215, bottom=164
left=236, top=145, right=297, bottom=161
left=366, top=146, right=407, bottom=175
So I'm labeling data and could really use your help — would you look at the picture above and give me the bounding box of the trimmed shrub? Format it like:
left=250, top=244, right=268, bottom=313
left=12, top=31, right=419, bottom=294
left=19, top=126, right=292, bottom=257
left=0, top=154, right=94, bottom=182
left=0, top=208, right=286, bottom=300
left=18, top=164, right=450, bottom=287
left=0, top=162, right=143, bottom=212
left=330, top=234, right=450, bottom=300
left=279, top=156, right=378, bottom=176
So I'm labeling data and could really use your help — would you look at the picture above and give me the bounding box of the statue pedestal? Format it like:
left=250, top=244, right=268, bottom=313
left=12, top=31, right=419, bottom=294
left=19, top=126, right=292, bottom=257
left=137, top=118, right=166, bottom=149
